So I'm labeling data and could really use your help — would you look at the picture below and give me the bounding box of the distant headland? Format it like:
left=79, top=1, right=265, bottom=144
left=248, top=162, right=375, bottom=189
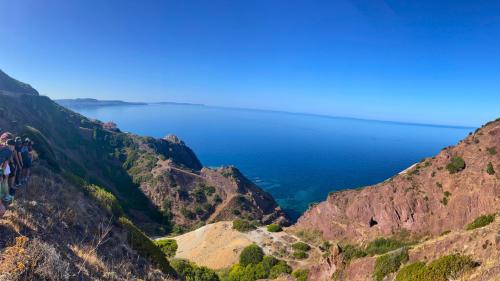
left=55, top=98, right=204, bottom=108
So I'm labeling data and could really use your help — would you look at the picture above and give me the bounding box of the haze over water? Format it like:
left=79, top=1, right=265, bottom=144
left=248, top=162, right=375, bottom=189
left=71, top=104, right=473, bottom=220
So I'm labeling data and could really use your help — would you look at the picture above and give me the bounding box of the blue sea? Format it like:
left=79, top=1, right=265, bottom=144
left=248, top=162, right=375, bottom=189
left=70, top=104, right=473, bottom=219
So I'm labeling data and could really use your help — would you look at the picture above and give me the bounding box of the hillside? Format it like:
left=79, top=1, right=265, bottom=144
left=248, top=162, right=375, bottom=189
left=292, top=118, right=499, bottom=280
left=0, top=70, right=287, bottom=280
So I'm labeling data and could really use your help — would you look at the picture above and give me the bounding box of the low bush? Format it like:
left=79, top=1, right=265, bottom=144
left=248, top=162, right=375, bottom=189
left=340, top=244, right=367, bottom=263
left=395, top=261, right=427, bottom=281
left=240, top=244, right=264, bottom=266
left=268, top=261, right=292, bottom=278
left=266, top=224, right=282, bottom=232
left=118, top=217, right=176, bottom=276
left=155, top=239, right=178, bottom=258
left=292, top=269, right=309, bottom=281
left=446, top=156, right=465, bottom=174
left=170, top=259, right=219, bottom=281
left=395, top=254, right=476, bottom=281
left=465, top=214, right=495, bottom=230
left=292, top=250, right=308, bottom=259
left=373, top=247, right=409, bottom=281
left=227, top=256, right=291, bottom=281
left=366, top=238, right=407, bottom=256
left=486, top=162, right=495, bottom=175
left=233, top=219, right=257, bottom=232
left=292, top=242, right=311, bottom=252
left=486, top=147, right=497, bottom=155
left=85, top=184, right=124, bottom=217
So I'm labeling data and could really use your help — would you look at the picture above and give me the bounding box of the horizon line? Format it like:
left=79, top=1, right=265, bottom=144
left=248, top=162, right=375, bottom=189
left=53, top=96, right=477, bottom=130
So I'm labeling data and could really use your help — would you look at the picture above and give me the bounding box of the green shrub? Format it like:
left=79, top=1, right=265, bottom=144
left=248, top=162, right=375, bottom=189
left=396, top=255, right=476, bottom=281
left=426, top=254, right=476, bottom=281
left=395, top=262, right=427, bottom=281
left=441, top=197, right=448, bottom=206
left=227, top=257, right=290, bottom=281
left=233, top=219, right=257, bottom=232
left=486, top=162, right=495, bottom=175
left=240, top=244, right=264, bottom=266
left=486, top=147, right=497, bottom=155
left=266, top=224, right=282, bottom=232
left=340, top=244, right=367, bottom=263
left=118, top=217, right=175, bottom=276
left=181, top=208, right=196, bottom=220
left=155, top=239, right=178, bottom=258
left=373, top=248, right=409, bottom=281
left=292, top=269, right=309, bottom=281
left=85, top=184, right=124, bottom=217
left=366, top=238, right=406, bottom=256
left=170, top=259, right=219, bottom=281
left=205, top=185, right=216, bottom=196
left=269, top=261, right=292, bottom=278
left=443, top=191, right=451, bottom=197
left=292, top=242, right=311, bottom=252
left=465, top=214, right=495, bottom=230
left=446, top=157, right=465, bottom=174
left=261, top=255, right=278, bottom=271
left=292, top=250, right=308, bottom=259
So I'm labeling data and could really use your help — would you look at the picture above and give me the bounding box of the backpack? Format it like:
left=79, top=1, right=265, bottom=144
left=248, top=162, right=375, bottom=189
left=0, top=146, right=12, bottom=164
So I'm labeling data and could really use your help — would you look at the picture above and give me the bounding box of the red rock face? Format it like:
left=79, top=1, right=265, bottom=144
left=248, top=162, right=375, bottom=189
left=294, top=119, right=499, bottom=243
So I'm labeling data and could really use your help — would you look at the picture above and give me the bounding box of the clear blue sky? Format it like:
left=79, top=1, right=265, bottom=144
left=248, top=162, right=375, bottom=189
left=1, top=0, right=499, bottom=127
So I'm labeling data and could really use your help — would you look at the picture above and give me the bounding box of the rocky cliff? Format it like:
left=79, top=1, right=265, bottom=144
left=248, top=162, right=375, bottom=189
left=293, top=118, right=499, bottom=281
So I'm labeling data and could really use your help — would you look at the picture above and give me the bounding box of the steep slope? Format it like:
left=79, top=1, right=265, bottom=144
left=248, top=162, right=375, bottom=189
left=0, top=166, right=176, bottom=280
left=293, top=118, right=499, bottom=281
left=294, top=119, right=499, bottom=242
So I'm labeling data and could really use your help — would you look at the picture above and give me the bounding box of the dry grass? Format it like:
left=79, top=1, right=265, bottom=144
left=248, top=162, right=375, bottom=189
left=0, top=166, right=179, bottom=280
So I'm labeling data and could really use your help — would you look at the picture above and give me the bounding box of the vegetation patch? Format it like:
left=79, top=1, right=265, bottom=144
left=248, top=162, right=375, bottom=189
left=232, top=219, right=257, bottom=232
left=446, top=156, right=466, bottom=174
left=84, top=184, right=124, bottom=217
left=486, top=162, right=495, bottom=175
left=118, top=217, right=176, bottom=276
left=266, top=223, right=282, bottom=232
left=486, top=147, right=497, bottom=155
left=292, top=242, right=311, bottom=252
left=292, top=250, right=308, bottom=259
left=339, top=244, right=367, bottom=263
left=170, top=259, right=219, bottom=281
left=465, top=214, right=495, bottom=230
left=240, top=244, right=265, bottom=266
left=366, top=238, right=408, bottom=256
left=227, top=251, right=291, bottom=281
left=292, top=269, right=309, bottom=281
left=395, top=254, right=476, bottom=281
left=155, top=239, right=178, bottom=258
left=373, top=247, right=409, bottom=281
left=295, top=229, right=324, bottom=245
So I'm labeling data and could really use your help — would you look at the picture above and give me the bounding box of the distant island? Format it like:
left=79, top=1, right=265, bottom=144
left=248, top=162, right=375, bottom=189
left=55, top=98, right=204, bottom=108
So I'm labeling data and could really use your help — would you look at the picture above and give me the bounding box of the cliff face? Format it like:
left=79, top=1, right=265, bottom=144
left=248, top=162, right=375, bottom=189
left=293, top=119, right=499, bottom=281
left=294, top=119, right=499, bottom=243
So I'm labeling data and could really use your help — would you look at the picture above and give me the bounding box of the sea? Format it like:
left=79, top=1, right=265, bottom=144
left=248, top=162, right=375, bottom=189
left=69, top=103, right=473, bottom=220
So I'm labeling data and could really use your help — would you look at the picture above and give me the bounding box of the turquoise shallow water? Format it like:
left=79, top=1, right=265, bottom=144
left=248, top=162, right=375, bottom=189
left=70, top=104, right=473, bottom=220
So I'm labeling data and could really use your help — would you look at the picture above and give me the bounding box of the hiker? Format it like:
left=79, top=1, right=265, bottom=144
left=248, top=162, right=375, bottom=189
left=14, top=137, right=23, bottom=187
left=8, top=137, right=23, bottom=194
left=0, top=134, right=15, bottom=203
left=21, top=138, right=33, bottom=184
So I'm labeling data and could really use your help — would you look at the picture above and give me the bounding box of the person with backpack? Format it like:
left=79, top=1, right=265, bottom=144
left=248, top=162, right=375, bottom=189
left=0, top=134, right=15, bottom=203
left=13, top=137, right=23, bottom=187
left=21, top=138, right=33, bottom=184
